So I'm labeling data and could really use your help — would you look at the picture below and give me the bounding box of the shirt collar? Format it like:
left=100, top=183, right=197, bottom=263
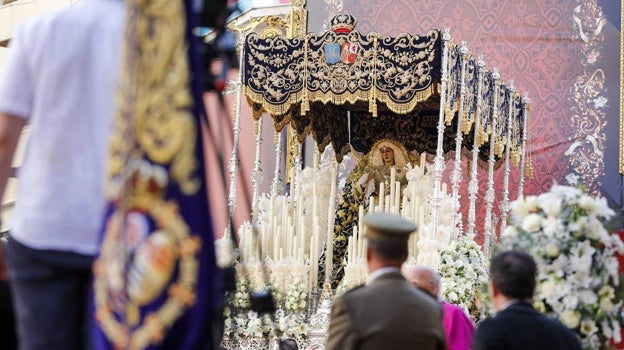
left=367, top=266, right=401, bottom=285
left=500, top=298, right=531, bottom=311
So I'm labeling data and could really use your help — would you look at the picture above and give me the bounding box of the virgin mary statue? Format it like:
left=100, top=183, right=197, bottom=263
left=319, top=139, right=417, bottom=288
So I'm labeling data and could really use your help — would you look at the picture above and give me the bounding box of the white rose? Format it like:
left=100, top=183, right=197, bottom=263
left=503, top=225, right=518, bottom=237
left=542, top=216, right=563, bottom=238
left=594, top=196, right=615, bottom=218
left=580, top=319, right=598, bottom=335
left=613, top=319, right=622, bottom=343
left=602, top=320, right=614, bottom=340
left=562, top=294, right=579, bottom=309
left=534, top=301, right=546, bottom=313
left=512, top=197, right=532, bottom=218
left=539, top=280, right=557, bottom=299
left=586, top=217, right=605, bottom=240
left=522, top=213, right=543, bottom=233
left=579, top=290, right=598, bottom=305
left=578, top=195, right=597, bottom=211
left=559, top=310, right=581, bottom=329
left=545, top=243, right=560, bottom=257
left=604, top=257, right=619, bottom=280
left=600, top=297, right=615, bottom=313
left=539, top=196, right=562, bottom=217
left=599, top=285, right=615, bottom=299
left=448, top=291, right=459, bottom=302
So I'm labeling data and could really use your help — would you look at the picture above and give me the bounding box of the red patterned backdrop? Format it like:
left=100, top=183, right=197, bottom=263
left=307, top=0, right=621, bottom=242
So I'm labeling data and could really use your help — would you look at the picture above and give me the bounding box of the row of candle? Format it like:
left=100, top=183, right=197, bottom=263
left=237, top=159, right=338, bottom=292
left=236, top=150, right=450, bottom=292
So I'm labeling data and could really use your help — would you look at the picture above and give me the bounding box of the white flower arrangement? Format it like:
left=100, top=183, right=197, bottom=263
left=276, top=310, right=309, bottom=342
left=223, top=261, right=311, bottom=343
left=438, top=234, right=489, bottom=321
left=223, top=280, right=274, bottom=340
left=499, top=185, right=624, bottom=349
left=283, top=278, right=308, bottom=312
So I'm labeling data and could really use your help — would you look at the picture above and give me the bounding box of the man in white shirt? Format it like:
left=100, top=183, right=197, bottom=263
left=0, top=1, right=125, bottom=349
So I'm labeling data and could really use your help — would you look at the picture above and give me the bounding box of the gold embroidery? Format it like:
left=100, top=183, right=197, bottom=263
left=94, top=163, right=202, bottom=349
left=107, top=0, right=199, bottom=196
left=244, top=28, right=440, bottom=118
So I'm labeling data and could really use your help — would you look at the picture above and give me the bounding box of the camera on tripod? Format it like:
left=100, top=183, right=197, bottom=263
left=197, top=0, right=276, bottom=315
left=198, top=0, right=239, bottom=93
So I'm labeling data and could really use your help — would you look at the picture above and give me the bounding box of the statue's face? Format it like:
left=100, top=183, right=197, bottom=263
left=380, top=146, right=395, bottom=165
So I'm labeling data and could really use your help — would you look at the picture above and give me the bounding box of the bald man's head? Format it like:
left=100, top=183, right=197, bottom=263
left=405, top=265, right=441, bottom=298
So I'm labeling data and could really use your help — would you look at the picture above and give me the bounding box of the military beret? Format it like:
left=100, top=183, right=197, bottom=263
left=363, top=212, right=417, bottom=242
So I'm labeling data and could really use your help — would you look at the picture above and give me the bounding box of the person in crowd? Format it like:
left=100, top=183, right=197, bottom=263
left=406, top=265, right=475, bottom=350
left=325, top=212, right=446, bottom=350
left=279, top=338, right=299, bottom=350
left=472, top=250, right=582, bottom=350
left=0, top=1, right=126, bottom=349
left=0, top=237, right=17, bottom=350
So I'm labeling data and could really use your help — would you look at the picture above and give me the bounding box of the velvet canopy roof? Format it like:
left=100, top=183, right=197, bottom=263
left=242, top=14, right=527, bottom=167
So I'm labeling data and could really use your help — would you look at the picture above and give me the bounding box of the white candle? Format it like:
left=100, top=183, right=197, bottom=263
left=390, top=167, right=396, bottom=207
left=358, top=226, right=364, bottom=260
left=313, top=150, right=320, bottom=169
left=369, top=196, right=375, bottom=213
left=299, top=229, right=304, bottom=261
left=310, top=232, right=318, bottom=290
left=412, top=184, right=418, bottom=220
left=358, top=205, right=364, bottom=241
left=282, top=196, right=288, bottom=244
left=308, top=235, right=314, bottom=292
left=379, top=182, right=385, bottom=211
left=395, top=182, right=401, bottom=214
left=353, top=226, right=358, bottom=260
left=325, top=166, right=337, bottom=282
left=420, top=152, right=426, bottom=174
left=419, top=206, right=425, bottom=239
left=271, top=225, right=282, bottom=261
left=347, top=236, right=353, bottom=263
left=313, top=182, right=318, bottom=239
left=296, top=181, right=303, bottom=237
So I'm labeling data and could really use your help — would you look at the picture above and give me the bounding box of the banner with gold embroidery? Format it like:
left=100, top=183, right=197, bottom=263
left=92, top=0, right=222, bottom=349
left=243, top=14, right=441, bottom=119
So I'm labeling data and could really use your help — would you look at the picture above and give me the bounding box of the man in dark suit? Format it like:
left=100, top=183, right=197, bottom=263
left=325, top=212, right=446, bottom=350
left=472, top=250, right=581, bottom=350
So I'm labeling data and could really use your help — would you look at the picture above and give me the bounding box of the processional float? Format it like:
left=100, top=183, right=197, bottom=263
left=219, top=13, right=530, bottom=349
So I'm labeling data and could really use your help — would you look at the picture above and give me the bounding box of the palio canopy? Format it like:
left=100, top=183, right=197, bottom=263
left=242, top=14, right=526, bottom=167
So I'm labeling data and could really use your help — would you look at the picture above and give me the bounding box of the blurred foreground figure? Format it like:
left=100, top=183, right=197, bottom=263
left=91, top=0, right=223, bottom=349
left=0, top=1, right=125, bottom=349
left=472, top=250, right=581, bottom=350
left=406, top=265, right=475, bottom=350
left=325, top=212, right=446, bottom=350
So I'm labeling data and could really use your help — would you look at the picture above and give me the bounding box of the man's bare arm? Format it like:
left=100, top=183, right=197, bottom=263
left=0, top=112, right=25, bottom=205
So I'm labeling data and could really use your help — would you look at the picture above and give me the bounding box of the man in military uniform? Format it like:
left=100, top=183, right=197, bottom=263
left=325, top=212, right=447, bottom=350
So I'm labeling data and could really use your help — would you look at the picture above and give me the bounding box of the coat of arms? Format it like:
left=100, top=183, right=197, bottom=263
left=325, top=43, right=341, bottom=64
left=340, top=43, right=359, bottom=64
